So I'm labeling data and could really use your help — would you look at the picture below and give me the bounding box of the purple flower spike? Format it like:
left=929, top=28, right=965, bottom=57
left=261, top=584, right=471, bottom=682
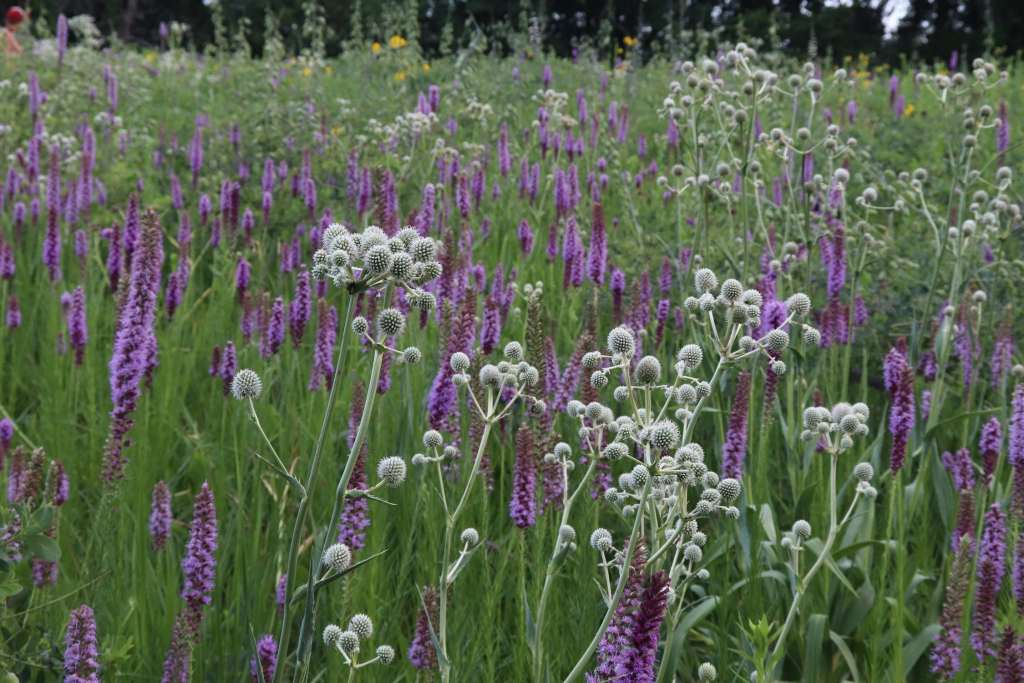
left=721, top=372, right=751, bottom=480
left=149, top=481, right=172, bottom=551
left=249, top=634, right=277, bottom=682
left=971, top=504, right=1007, bottom=663
left=884, top=340, right=915, bottom=473
left=509, top=426, right=537, bottom=529
left=64, top=603, right=100, bottom=683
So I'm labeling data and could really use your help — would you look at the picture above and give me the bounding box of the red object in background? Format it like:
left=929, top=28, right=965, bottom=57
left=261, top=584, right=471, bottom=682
left=5, top=6, right=26, bottom=27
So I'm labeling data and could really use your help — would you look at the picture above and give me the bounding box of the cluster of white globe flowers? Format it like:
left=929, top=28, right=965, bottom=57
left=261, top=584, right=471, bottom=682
left=322, top=612, right=395, bottom=668
left=799, top=401, right=871, bottom=457
left=682, top=267, right=817, bottom=371
left=432, top=343, right=547, bottom=432
left=311, top=223, right=442, bottom=303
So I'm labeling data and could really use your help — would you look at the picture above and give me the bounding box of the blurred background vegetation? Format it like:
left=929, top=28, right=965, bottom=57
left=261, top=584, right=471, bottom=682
left=13, top=0, right=1024, bottom=64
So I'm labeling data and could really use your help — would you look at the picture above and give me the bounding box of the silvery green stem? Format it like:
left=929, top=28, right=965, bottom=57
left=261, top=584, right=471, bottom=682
left=767, top=451, right=839, bottom=675
left=563, top=475, right=652, bottom=683
left=439, top=413, right=495, bottom=683
left=533, top=456, right=598, bottom=682
left=274, top=294, right=354, bottom=683
left=296, top=344, right=386, bottom=666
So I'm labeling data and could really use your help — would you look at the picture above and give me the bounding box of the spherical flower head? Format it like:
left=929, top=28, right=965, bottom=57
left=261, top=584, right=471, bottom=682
left=408, top=290, right=436, bottom=312
left=323, top=543, right=352, bottom=573
left=803, top=406, right=827, bottom=430
left=684, top=544, right=703, bottom=563
left=607, top=326, right=636, bottom=357
left=677, top=344, right=703, bottom=370
left=675, top=384, right=697, bottom=405
left=387, top=252, right=413, bottom=280
left=402, top=347, right=422, bottom=364
left=590, top=528, right=613, bottom=552
left=450, top=352, right=471, bottom=373
left=423, top=430, right=444, bottom=449
left=698, top=662, right=718, bottom=681
left=786, top=293, right=811, bottom=316
left=649, top=420, right=681, bottom=451
left=338, top=630, right=360, bottom=654
left=769, top=360, right=786, bottom=376
left=348, top=614, right=373, bottom=640
left=695, top=268, right=718, bottom=293
left=582, top=351, right=602, bottom=369
left=717, top=477, right=741, bottom=502
left=377, top=308, right=406, bottom=338
left=839, top=414, right=862, bottom=434
left=323, top=624, right=343, bottom=647
left=460, top=527, right=480, bottom=546
left=411, top=237, right=438, bottom=262
left=365, top=244, right=393, bottom=275
left=503, top=342, right=524, bottom=362
left=419, top=261, right=443, bottom=282
left=720, top=278, right=742, bottom=301
left=376, top=644, right=396, bottom=664
left=352, top=316, right=369, bottom=335
left=231, top=369, right=263, bottom=400
left=853, top=462, right=874, bottom=482
left=802, top=326, right=822, bottom=346
left=793, top=519, right=812, bottom=539
left=477, top=364, right=501, bottom=388
left=764, top=329, right=789, bottom=352
left=377, top=456, right=407, bottom=487
left=558, top=525, right=576, bottom=543
left=603, top=442, right=629, bottom=461
left=631, top=464, right=650, bottom=489
left=634, top=356, right=662, bottom=385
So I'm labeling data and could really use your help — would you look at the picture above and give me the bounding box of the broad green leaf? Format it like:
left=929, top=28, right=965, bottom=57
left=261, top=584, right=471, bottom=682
left=0, top=575, right=21, bottom=600
left=759, top=504, right=777, bottom=544
left=903, top=624, right=941, bottom=677
left=802, top=614, right=827, bottom=683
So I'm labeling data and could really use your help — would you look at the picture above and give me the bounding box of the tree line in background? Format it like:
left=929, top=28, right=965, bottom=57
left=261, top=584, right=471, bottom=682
left=17, top=0, right=1024, bottom=67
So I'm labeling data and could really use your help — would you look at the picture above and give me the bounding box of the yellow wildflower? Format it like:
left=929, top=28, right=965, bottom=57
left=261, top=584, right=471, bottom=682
left=394, top=70, right=407, bottom=82
left=903, top=103, right=914, bottom=117
left=422, top=63, right=431, bottom=74
left=623, top=35, right=637, bottom=48
left=388, top=35, right=407, bottom=49
left=302, top=66, right=313, bottom=78
left=371, top=41, right=382, bottom=55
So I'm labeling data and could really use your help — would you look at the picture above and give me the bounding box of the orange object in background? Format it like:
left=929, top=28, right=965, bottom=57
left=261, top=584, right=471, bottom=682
left=3, top=6, right=27, bottom=56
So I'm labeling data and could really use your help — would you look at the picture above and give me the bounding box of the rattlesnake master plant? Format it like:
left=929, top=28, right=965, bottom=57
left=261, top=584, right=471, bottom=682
left=536, top=268, right=821, bottom=681
left=409, top=340, right=544, bottom=682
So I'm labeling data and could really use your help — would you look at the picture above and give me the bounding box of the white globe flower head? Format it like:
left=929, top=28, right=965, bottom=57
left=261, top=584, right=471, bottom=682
left=377, top=456, right=407, bottom=487
left=231, top=369, right=262, bottom=400
left=323, top=543, right=352, bottom=572
left=348, top=614, right=373, bottom=640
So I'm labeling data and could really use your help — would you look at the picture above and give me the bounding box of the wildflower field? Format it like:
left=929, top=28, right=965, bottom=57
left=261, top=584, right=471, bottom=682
left=1, top=10, right=1023, bottom=683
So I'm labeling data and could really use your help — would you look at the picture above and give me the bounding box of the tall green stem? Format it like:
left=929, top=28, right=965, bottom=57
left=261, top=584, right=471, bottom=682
left=768, top=452, right=839, bottom=675
left=296, top=345, right=386, bottom=665
left=439, top=416, right=495, bottom=682
left=563, top=477, right=652, bottom=683
left=533, top=457, right=598, bottom=681
left=274, top=295, right=354, bottom=682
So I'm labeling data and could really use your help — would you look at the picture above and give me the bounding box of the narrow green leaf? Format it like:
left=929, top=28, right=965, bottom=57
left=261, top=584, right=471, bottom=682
left=829, top=630, right=861, bottom=683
